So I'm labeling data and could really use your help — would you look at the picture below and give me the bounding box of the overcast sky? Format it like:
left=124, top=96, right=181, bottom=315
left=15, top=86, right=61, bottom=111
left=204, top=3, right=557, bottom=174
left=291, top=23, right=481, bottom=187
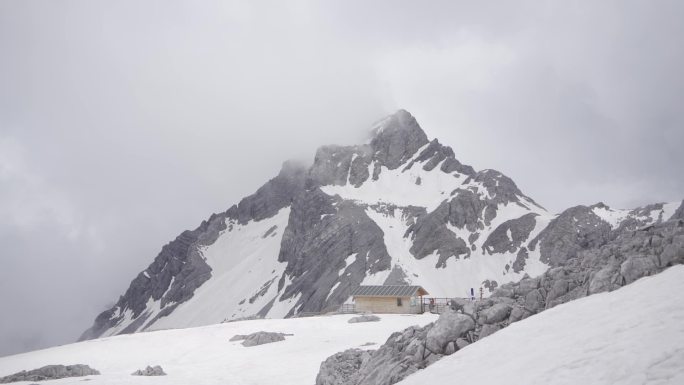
left=1, top=0, right=683, bottom=356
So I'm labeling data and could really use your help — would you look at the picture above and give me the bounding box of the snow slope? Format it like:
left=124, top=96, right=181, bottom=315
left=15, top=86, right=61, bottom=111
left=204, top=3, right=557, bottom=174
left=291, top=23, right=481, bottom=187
left=399, top=265, right=684, bottom=385
left=150, top=207, right=295, bottom=330
left=362, top=204, right=552, bottom=297
left=320, top=143, right=467, bottom=212
left=0, top=314, right=437, bottom=385
left=592, top=202, right=681, bottom=229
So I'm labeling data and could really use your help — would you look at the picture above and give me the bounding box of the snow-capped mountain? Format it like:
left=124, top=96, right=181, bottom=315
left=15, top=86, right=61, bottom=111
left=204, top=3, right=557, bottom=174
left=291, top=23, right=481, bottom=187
left=80, top=109, right=684, bottom=340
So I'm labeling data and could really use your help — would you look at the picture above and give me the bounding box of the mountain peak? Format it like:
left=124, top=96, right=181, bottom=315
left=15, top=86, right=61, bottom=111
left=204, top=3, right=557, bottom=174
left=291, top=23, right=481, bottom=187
left=371, top=109, right=423, bottom=136
left=370, top=109, right=429, bottom=169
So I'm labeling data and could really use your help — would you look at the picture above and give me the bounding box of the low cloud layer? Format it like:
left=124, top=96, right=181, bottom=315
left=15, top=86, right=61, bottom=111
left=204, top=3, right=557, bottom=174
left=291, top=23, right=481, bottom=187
left=1, top=0, right=682, bottom=356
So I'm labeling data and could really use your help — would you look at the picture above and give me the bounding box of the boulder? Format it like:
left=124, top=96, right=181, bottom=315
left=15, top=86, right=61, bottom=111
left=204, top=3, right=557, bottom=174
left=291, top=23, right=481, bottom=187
left=479, top=324, right=502, bottom=339
left=508, top=306, right=526, bottom=322
left=348, top=315, right=381, bottom=323
left=231, top=331, right=292, bottom=347
left=524, top=289, right=545, bottom=313
left=546, top=279, right=570, bottom=302
left=450, top=298, right=476, bottom=315
left=455, top=338, right=470, bottom=349
left=661, top=237, right=684, bottom=267
left=131, top=365, right=166, bottom=376
left=491, top=286, right=515, bottom=298
left=477, top=303, right=512, bottom=324
left=425, top=310, right=475, bottom=354
left=620, top=255, right=658, bottom=284
left=443, top=341, right=457, bottom=355
left=353, top=324, right=433, bottom=385
left=588, top=265, right=618, bottom=294
left=515, top=277, right=540, bottom=297
left=0, top=365, right=100, bottom=383
left=315, top=349, right=371, bottom=385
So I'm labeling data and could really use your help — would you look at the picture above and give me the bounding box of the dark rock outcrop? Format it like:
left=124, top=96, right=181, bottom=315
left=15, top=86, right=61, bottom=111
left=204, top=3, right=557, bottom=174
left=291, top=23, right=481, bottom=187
left=0, top=365, right=100, bottom=383
left=275, top=191, right=392, bottom=316
left=131, top=365, right=166, bottom=376
left=230, top=331, right=292, bottom=347
left=348, top=315, right=381, bottom=323
left=406, top=199, right=471, bottom=265
left=316, top=349, right=371, bottom=385
left=425, top=310, right=475, bottom=354
left=316, top=310, right=477, bottom=385
left=530, top=205, right=612, bottom=266
left=483, top=213, right=537, bottom=255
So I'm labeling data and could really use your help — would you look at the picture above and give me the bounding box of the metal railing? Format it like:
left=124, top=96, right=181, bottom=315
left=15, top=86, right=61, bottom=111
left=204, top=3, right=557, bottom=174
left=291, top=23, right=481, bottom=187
left=336, top=297, right=469, bottom=315
left=294, top=297, right=475, bottom=318
left=422, top=297, right=455, bottom=314
left=339, top=304, right=357, bottom=314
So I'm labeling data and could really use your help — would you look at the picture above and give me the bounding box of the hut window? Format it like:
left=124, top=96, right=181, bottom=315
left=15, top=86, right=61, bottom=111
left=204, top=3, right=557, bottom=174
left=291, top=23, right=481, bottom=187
left=397, top=297, right=402, bottom=306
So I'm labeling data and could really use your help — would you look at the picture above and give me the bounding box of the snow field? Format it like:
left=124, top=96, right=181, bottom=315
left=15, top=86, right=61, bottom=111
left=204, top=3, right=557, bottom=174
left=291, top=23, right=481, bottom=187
left=0, top=314, right=438, bottom=385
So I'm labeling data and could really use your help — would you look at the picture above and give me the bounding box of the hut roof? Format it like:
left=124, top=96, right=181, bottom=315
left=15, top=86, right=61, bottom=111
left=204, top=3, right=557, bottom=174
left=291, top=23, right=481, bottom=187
left=350, top=285, right=429, bottom=297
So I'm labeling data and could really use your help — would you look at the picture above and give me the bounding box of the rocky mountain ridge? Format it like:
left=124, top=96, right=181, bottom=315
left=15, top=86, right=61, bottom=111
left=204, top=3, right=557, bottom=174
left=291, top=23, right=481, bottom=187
left=316, top=208, right=684, bottom=385
left=80, top=109, right=683, bottom=341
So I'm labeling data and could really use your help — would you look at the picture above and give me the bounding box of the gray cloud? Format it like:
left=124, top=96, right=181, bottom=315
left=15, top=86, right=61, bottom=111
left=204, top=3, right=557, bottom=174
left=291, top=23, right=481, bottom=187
left=1, top=0, right=682, bottom=356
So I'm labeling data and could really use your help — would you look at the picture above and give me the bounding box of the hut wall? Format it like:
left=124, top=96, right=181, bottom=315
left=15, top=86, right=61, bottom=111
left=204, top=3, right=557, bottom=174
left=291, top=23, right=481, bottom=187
left=354, top=296, right=421, bottom=314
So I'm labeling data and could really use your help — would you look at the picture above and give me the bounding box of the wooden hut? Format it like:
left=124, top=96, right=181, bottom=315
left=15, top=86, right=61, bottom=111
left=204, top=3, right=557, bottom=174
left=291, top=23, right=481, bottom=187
left=350, top=285, right=429, bottom=314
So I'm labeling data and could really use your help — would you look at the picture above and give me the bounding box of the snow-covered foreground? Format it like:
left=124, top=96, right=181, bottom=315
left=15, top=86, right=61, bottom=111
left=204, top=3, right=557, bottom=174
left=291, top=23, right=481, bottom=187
left=399, top=265, right=684, bottom=385
left=0, top=314, right=436, bottom=385
left=4, top=269, right=682, bottom=385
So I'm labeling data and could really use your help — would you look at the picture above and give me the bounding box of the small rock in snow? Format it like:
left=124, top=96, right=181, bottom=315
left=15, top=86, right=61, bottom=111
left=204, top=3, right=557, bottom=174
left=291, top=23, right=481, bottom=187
left=348, top=315, right=381, bottom=323
left=131, top=365, right=166, bottom=376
